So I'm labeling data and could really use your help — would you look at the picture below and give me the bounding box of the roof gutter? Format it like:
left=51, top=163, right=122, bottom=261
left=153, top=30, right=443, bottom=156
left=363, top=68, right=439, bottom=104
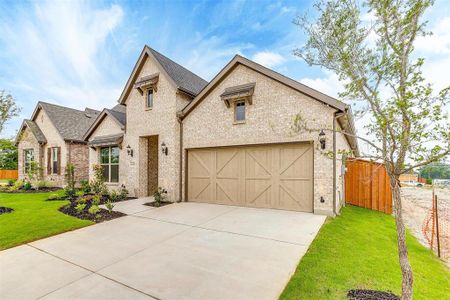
left=333, top=111, right=346, bottom=216
left=177, top=111, right=184, bottom=202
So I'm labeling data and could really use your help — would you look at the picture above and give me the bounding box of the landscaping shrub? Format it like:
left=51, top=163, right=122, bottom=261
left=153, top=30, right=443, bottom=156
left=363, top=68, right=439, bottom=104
left=63, top=186, right=76, bottom=199
left=65, top=163, right=75, bottom=190
left=7, top=179, right=15, bottom=186
left=90, top=164, right=107, bottom=195
left=80, top=179, right=91, bottom=194
left=153, top=187, right=167, bottom=206
left=105, top=200, right=115, bottom=213
left=47, top=194, right=60, bottom=200
left=118, top=185, right=129, bottom=201
left=88, top=204, right=100, bottom=215
left=75, top=202, right=86, bottom=213
left=9, top=180, right=23, bottom=191
left=23, top=182, right=32, bottom=190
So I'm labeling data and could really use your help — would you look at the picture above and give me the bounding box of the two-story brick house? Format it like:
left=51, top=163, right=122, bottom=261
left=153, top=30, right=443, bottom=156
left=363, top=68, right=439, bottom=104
left=86, top=45, right=359, bottom=216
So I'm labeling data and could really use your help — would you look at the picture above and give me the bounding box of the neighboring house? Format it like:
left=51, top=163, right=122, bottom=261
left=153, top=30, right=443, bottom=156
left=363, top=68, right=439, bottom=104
left=399, top=172, right=419, bottom=182
left=87, top=45, right=359, bottom=216
left=16, top=102, right=100, bottom=186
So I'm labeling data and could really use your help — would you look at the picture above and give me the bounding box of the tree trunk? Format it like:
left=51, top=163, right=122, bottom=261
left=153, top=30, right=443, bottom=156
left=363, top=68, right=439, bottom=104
left=390, top=176, right=413, bottom=300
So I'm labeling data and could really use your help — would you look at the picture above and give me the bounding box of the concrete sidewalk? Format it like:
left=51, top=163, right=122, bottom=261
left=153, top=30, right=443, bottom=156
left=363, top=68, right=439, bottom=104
left=0, top=202, right=325, bottom=300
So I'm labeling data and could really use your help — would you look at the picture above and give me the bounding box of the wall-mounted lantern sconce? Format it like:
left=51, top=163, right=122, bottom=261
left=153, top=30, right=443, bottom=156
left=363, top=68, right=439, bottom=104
left=319, top=130, right=326, bottom=150
left=126, top=145, right=133, bottom=157
left=161, top=142, right=168, bottom=156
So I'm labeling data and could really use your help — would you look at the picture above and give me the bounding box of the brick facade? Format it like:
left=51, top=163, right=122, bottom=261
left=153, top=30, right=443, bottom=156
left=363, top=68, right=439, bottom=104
left=17, top=107, right=91, bottom=187
left=181, top=64, right=351, bottom=215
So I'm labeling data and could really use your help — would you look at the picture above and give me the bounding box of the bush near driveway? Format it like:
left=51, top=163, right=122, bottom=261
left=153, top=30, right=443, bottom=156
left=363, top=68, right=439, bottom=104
left=0, top=192, right=93, bottom=250
left=280, top=206, right=449, bottom=300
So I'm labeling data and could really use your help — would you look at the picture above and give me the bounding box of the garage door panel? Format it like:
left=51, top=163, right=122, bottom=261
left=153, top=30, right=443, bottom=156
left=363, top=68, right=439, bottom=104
left=245, top=179, right=272, bottom=207
left=187, top=143, right=313, bottom=212
left=245, top=149, right=272, bottom=177
left=279, top=180, right=313, bottom=211
left=216, top=179, right=240, bottom=205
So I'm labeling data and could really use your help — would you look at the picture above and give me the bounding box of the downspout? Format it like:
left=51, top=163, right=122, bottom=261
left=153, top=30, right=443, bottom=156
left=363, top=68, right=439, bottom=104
left=333, top=111, right=345, bottom=216
left=177, top=113, right=183, bottom=202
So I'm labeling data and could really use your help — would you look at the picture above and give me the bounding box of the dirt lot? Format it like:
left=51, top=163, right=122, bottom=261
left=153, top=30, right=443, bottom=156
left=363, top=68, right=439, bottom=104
left=401, top=186, right=449, bottom=263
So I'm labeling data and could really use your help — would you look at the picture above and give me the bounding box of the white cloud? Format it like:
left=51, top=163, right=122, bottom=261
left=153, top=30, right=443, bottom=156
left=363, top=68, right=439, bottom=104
left=252, top=51, right=286, bottom=68
left=300, top=71, right=345, bottom=98
left=0, top=0, right=124, bottom=113
left=415, top=17, right=450, bottom=55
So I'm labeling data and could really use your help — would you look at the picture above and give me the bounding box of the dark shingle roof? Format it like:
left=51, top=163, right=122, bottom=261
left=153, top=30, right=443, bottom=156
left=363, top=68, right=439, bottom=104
left=148, top=47, right=208, bottom=96
left=24, top=119, right=47, bottom=143
left=107, top=104, right=126, bottom=126
left=38, top=102, right=100, bottom=142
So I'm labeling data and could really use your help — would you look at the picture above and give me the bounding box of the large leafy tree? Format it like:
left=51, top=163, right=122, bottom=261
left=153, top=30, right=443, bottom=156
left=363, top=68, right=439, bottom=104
left=294, top=0, right=449, bottom=299
left=0, top=90, right=20, bottom=135
left=0, top=139, right=18, bottom=170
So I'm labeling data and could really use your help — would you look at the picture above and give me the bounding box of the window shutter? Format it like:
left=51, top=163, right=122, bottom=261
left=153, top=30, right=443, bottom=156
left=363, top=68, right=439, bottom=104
left=57, top=147, right=61, bottom=175
left=47, top=148, right=51, bottom=175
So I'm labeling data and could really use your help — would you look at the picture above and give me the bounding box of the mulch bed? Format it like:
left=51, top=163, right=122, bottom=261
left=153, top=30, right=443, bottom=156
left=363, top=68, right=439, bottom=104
left=0, top=207, right=14, bottom=215
left=347, top=290, right=399, bottom=300
left=143, top=201, right=173, bottom=208
left=59, top=204, right=125, bottom=223
left=0, top=187, right=61, bottom=193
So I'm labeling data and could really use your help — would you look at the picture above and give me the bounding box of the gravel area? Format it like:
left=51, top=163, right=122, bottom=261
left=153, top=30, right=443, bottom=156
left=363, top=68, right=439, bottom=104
left=401, top=187, right=449, bottom=263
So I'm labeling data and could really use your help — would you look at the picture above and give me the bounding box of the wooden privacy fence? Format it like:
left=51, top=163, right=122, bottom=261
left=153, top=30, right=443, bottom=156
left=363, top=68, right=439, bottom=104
left=0, top=170, right=18, bottom=180
left=345, top=159, right=392, bottom=214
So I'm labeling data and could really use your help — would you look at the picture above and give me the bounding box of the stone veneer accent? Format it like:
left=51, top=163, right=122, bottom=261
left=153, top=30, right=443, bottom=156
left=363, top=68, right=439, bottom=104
left=181, top=64, right=351, bottom=215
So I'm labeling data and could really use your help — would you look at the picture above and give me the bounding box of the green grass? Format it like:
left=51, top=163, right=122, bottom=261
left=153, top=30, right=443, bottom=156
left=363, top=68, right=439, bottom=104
left=0, top=192, right=93, bottom=250
left=280, top=205, right=449, bottom=300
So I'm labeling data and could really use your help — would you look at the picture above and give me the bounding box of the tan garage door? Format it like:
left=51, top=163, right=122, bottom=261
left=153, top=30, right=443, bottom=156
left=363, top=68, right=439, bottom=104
left=187, top=143, right=313, bottom=212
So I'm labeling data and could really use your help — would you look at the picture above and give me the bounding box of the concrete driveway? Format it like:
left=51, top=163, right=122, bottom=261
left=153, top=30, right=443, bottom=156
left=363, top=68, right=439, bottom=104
left=0, top=201, right=325, bottom=300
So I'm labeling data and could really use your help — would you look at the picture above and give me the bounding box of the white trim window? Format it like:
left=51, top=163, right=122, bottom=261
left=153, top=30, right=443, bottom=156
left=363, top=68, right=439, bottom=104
left=234, top=100, right=246, bottom=123
left=51, top=147, right=58, bottom=174
left=24, top=149, right=34, bottom=173
left=146, top=89, right=153, bottom=108
left=100, top=146, right=119, bottom=183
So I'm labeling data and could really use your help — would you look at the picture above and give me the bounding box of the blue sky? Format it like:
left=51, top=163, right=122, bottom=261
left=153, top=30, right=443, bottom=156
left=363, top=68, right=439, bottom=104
left=1, top=0, right=449, bottom=151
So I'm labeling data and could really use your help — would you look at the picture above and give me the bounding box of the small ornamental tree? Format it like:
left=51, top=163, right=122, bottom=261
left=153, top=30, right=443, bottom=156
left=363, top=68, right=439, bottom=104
left=294, top=1, right=449, bottom=299
left=0, top=90, right=20, bottom=134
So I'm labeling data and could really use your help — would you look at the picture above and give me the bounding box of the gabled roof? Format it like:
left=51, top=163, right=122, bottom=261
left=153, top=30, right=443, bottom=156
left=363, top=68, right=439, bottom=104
left=30, top=102, right=100, bottom=143
left=118, top=45, right=208, bottom=104
left=182, top=55, right=348, bottom=116
left=180, top=54, right=359, bottom=156
left=15, top=119, right=47, bottom=144
left=83, top=104, right=126, bottom=141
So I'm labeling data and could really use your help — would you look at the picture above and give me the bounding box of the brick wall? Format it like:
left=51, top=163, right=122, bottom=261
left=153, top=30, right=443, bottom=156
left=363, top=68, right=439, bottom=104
left=181, top=63, right=351, bottom=216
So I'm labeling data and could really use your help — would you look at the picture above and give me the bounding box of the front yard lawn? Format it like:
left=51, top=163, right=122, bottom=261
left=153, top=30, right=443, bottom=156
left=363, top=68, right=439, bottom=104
left=280, top=205, right=449, bottom=300
left=0, top=192, right=93, bottom=250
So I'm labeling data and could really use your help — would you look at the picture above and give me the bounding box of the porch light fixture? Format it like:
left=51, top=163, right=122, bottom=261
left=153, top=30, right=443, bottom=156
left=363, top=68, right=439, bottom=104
left=126, top=145, right=133, bottom=157
left=319, top=130, right=326, bottom=150
left=161, top=142, right=168, bottom=156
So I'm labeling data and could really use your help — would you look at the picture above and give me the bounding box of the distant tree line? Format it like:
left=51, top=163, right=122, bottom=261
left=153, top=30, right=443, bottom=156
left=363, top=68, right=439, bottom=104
left=419, top=162, right=450, bottom=179
left=0, top=138, right=18, bottom=170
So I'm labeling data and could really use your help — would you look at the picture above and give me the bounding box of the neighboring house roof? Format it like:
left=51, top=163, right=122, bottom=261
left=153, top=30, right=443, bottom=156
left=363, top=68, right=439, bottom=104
left=118, top=45, right=208, bottom=104
left=24, top=101, right=100, bottom=143
left=180, top=54, right=359, bottom=156
left=15, top=119, right=47, bottom=144
left=83, top=104, right=126, bottom=141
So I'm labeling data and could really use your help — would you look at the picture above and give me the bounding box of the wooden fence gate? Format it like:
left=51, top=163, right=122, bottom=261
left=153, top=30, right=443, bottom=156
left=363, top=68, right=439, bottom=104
left=345, top=159, right=392, bottom=214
